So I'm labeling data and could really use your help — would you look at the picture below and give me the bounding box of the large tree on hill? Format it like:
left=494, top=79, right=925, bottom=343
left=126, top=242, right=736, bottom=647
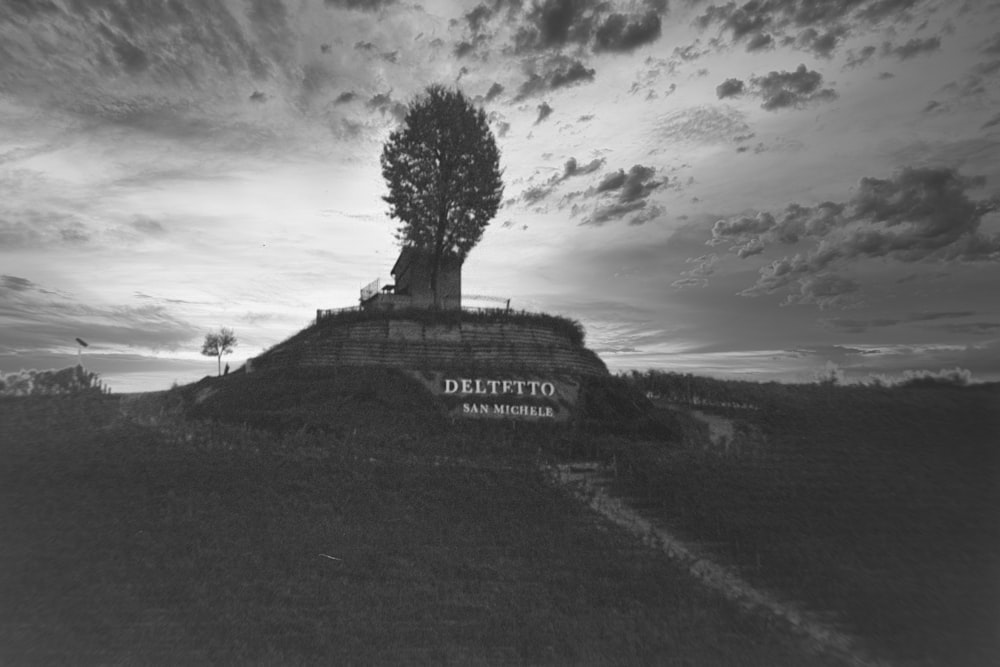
left=380, top=85, right=504, bottom=308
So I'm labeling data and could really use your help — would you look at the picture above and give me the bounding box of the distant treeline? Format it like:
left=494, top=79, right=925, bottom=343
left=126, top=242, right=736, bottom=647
left=0, top=365, right=108, bottom=397
left=624, top=367, right=980, bottom=411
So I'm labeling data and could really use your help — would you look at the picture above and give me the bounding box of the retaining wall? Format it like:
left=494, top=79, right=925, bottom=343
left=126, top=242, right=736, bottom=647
left=251, top=318, right=608, bottom=377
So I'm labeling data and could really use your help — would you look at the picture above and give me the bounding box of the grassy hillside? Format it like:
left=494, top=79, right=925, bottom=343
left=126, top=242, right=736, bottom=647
left=609, top=374, right=1000, bottom=667
left=3, top=367, right=996, bottom=665
left=0, top=389, right=830, bottom=666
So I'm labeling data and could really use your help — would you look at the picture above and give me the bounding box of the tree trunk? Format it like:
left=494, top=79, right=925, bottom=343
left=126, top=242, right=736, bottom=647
left=431, top=205, right=447, bottom=310
left=217, top=354, right=221, bottom=376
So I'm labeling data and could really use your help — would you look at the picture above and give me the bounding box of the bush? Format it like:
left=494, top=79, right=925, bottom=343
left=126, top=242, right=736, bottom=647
left=0, top=365, right=107, bottom=397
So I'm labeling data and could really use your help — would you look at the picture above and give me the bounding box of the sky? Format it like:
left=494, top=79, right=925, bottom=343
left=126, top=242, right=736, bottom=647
left=2, top=0, right=999, bottom=392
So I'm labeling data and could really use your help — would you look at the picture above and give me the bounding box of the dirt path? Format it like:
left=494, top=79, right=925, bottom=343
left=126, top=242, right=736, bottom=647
left=549, top=462, right=889, bottom=667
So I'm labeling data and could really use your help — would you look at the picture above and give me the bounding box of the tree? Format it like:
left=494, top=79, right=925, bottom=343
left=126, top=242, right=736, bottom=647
left=201, top=328, right=237, bottom=376
left=380, top=84, right=504, bottom=308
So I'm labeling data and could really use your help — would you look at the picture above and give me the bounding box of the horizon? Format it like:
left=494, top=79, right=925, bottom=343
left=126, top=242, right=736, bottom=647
left=2, top=0, right=999, bottom=393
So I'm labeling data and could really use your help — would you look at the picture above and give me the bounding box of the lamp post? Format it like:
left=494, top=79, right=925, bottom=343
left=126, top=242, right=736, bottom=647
left=75, top=337, right=88, bottom=366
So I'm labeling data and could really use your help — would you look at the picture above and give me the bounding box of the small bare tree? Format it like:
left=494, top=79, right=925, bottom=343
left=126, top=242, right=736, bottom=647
left=201, top=328, right=237, bottom=376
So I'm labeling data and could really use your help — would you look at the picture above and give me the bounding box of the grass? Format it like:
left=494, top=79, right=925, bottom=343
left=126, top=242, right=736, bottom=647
left=0, top=388, right=835, bottom=666
left=5, top=367, right=996, bottom=665
left=607, top=377, right=1000, bottom=667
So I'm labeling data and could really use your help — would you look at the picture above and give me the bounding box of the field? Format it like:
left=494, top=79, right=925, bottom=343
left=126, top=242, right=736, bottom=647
left=612, top=374, right=1000, bottom=667
left=1, top=374, right=833, bottom=666
left=1, top=367, right=997, bottom=665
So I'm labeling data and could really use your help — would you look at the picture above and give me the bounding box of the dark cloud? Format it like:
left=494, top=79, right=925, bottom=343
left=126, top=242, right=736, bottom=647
left=334, top=91, right=357, bottom=104
left=509, top=0, right=662, bottom=54
left=366, top=91, right=406, bottom=120
left=454, top=41, right=475, bottom=58
left=535, top=102, right=553, bottom=124
left=821, top=311, right=978, bottom=333
left=750, top=64, right=838, bottom=110
left=716, top=77, right=746, bottom=99
left=673, top=41, right=708, bottom=62
left=982, top=32, right=1000, bottom=55
left=696, top=0, right=923, bottom=57
left=323, top=0, right=397, bottom=10
left=549, top=59, right=596, bottom=88
left=131, top=216, right=166, bottom=235
left=882, top=36, right=941, bottom=60
left=249, top=90, right=266, bottom=103
left=581, top=164, right=664, bottom=225
left=844, top=45, right=877, bottom=68
left=582, top=200, right=648, bottom=226
left=562, top=157, right=605, bottom=179
left=518, top=156, right=605, bottom=206
left=746, top=32, right=774, bottom=51
left=1, top=275, right=39, bottom=292
left=593, top=11, right=662, bottom=53
left=514, top=0, right=597, bottom=52
left=596, top=170, right=627, bottom=193
left=794, top=26, right=846, bottom=58
left=708, top=166, right=1000, bottom=307
left=465, top=4, right=495, bottom=33
left=484, top=82, right=504, bottom=103
left=983, top=112, right=1000, bottom=130
left=855, top=0, right=922, bottom=23
left=515, top=57, right=596, bottom=100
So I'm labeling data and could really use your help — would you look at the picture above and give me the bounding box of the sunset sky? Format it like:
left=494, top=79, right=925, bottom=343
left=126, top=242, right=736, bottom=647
left=2, top=0, right=999, bottom=392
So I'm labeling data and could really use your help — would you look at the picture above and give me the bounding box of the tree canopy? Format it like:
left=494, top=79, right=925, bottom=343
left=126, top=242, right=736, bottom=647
left=201, top=328, right=237, bottom=376
left=380, top=85, right=504, bottom=307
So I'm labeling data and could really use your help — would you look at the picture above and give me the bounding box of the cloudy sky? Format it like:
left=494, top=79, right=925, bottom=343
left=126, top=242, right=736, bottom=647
left=2, top=0, right=999, bottom=391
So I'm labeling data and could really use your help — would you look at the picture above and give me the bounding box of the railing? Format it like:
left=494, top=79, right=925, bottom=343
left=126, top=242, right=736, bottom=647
left=316, top=306, right=360, bottom=321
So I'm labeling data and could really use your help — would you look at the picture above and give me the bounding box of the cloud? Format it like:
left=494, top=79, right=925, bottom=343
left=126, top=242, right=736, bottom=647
left=793, top=26, right=847, bottom=58
left=715, top=65, right=837, bottom=110
left=708, top=166, right=1000, bottom=307
left=535, top=102, right=553, bottom=124
left=518, top=156, right=606, bottom=205
left=654, top=105, right=751, bottom=145
left=0, top=277, right=199, bottom=353
left=982, top=112, right=1000, bottom=130
left=593, top=11, right=662, bottom=53
left=882, top=36, right=941, bottom=60
left=745, top=32, right=774, bottom=51
left=513, top=0, right=600, bottom=53
left=562, top=157, right=605, bottom=179
left=821, top=311, right=978, bottom=333
left=750, top=64, right=839, bottom=110
left=982, top=32, right=1000, bottom=55
left=580, top=164, right=664, bottom=225
left=484, top=82, right=504, bottom=103
left=844, top=45, right=877, bottom=68
left=323, top=0, right=398, bottom=10
left=696, top=0, right=924, bottom=57
left=515, top=57, right=596, bottom=100
left=716, top=78, right=746, bottom=99
left=507, top=0, right=662, bottom=55
left=366, top=91, right=407, bottom=121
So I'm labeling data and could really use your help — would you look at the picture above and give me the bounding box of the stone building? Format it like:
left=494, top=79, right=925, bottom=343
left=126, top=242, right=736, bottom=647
left=362, top=247, right=462, bottom=311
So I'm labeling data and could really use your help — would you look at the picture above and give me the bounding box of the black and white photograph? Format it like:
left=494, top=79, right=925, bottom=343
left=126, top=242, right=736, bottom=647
left=2, top=1, right=998, bottom=664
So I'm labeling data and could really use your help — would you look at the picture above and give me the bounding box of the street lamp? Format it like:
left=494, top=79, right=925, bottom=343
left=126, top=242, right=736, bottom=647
left=75, top=337, right=88, bottom=366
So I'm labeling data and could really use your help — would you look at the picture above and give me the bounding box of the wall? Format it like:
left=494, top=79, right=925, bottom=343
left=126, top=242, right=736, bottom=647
left=251, top=318, right=608, bottom=377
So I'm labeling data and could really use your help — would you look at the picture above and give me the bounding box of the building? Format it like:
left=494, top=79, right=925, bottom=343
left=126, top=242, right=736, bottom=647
left=361, top=246, right=462, bottom=311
